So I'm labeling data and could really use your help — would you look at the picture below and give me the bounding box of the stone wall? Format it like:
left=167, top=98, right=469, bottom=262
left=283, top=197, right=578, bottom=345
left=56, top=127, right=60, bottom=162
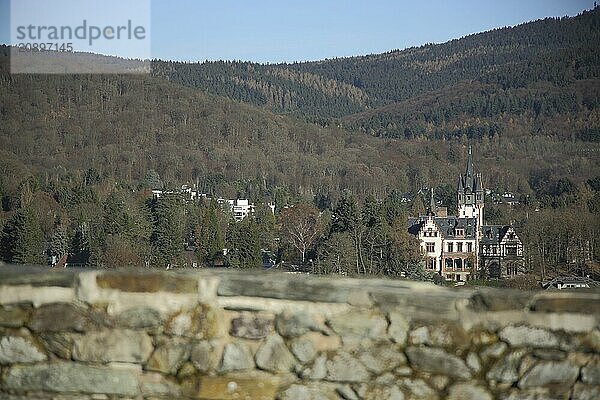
left=0, top=266, right=598, bottom=400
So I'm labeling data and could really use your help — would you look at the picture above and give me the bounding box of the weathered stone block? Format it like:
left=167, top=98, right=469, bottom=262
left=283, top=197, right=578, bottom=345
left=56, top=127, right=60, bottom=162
left=300, top=354, right=327, bottom=380
left=279, top=383, right=339, bottom=400
left=196, top=372, right=280, bottom=400
left=387, top=311, right=409, bottom=345
left=354, top=384, right=404, bottom=400
left=446, top=382, right=492, bottom=400
left=480, top=341, right=508, bottom=363
left=139, top=371, right=182, bottom=397
left=4, top=362, right=139, bottom=396
left=165, top=305, right=222, bottom=339
left=580, top=330, right=600, bottom=352
left=405, top=346, right=471, bottom=379
left=397, top=378, right=438, bottom=400
left=325, top=351, right=369, bottom=382
left=190, top=340, right=221, bottom=372
left=581, top=360, right=600, bottom=385
left=96, top=272, right=197, bottom=293
left=518, top=360, right=580, bottom=388
left=532, top=349, right=566, bottom=361
left=276, top=311, right=323, bottom=338
left=0, top=335, right=47, bottom=364
left=408, top=323, right=469, bottom=348
left=39, top=332, right=72, bottom=359
left=486, top=349, right=528, bottom=383
left=336, top=384, right=360, bottom=400
left=529, top=293, right=600, bottom=314
left=72, top=329, right=153, bottom=363
left=220, top=342, right=255, bottom=372
left=290, top=336, right=317, bottom=363
left=466, top=352, right=482, bottom=373
left=572, top=383, right=600, bottom=400
left=116, top=307, right=163, bottom=329
left=358, top=345, right=406, bottom=374
left=255, top=334, right=296, bottom=373
left=327, top=311, right=387, bottom=343
left=28, top=303, right=90, bottom=332
left=499, top=326, right=559, bottom=348
left=146, top=340, right=190, bottom=375
left=469, top=290, right=532, bottom=312
left=230, top=314, right=273, bottom=339
left=0, top=305, right=32, bottom=328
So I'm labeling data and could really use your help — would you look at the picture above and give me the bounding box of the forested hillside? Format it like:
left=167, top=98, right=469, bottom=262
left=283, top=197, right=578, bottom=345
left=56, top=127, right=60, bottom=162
left=153, top=8, right=600, bottom=129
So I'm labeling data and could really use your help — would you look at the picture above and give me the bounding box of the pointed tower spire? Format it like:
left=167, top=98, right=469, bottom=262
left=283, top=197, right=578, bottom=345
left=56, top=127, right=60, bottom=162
left=427, top=187, right=436, bottom=216
left=465, top=145, right=474, bottom=178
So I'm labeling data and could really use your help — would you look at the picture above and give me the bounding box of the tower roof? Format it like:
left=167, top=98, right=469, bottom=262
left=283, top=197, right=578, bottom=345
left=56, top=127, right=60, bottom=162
left=427, top=188, right=436, bottom=216
left=462, top=145, right=477, bottom=191
left=465, top=145, right=474, bottom=178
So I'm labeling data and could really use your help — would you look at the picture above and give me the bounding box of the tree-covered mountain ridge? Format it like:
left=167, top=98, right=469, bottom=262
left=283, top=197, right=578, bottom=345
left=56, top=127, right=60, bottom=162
left=152, top=7, right=600, bottom=129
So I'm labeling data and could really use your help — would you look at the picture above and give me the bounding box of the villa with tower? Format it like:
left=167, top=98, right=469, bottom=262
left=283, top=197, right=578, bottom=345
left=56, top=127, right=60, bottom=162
left=408, top=147, right=525, bottom=281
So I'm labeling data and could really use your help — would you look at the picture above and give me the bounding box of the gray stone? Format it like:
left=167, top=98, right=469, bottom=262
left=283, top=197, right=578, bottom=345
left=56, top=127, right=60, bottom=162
left=405, top=346, right=471, bottom=379
left=518, top=360, right=580, bottom=389
left=177, top=361, right=197, bottom=378
left=500, top=387, right=568, bottom=400
left=572, top=383, right=600, bottom=400
left=430, top=375, right=450, bottom=391
left=0, top=336, right=47, bottom=364
left=581, top=360, right=600, bottom=385
left=164, top=305, right=221, bottom=339
left=581, top=330, right=600, bottom=352
left=279, top=384, right=336, bottom=400
left=395, top=365, right=412, bottom=376
left=220, top=342, right=255, bottom=372
left=328, top=311, right=387, bottom=343
left=499, top=326, right=559, bottom=348
left=532, top=349, right=566, bottom=361
left=276, top=311, right=323, bottom=337
left=0, top=305, right=32, bottom=328
left=300, top=354, right=328, bottom=380
left=466, top=352, right=482, bottom=373
left=4, top=362, right=139, bottom=396
left=116, top=307, right=163, bottom=329
left=358, top=345, right=406, bottom=374
left=519, top=355, right=538, bottom=377
left=28, top=303, right=90, bottom=332
left=139, top=372, right=182, bottom=397
left=255, top=334, right=295, bottom=372
left=397, top=378, right=438, bottom=400
left=230, top=315, right=273, bottom=339
left=291, top=337, right=317, bottom=363
left=408, top=324, right=468, bottom=348
left=72, top=329, right=153, bottom=363
left=487, top=349, right=528, bottom=383
left=355, top=384, right=405, bottom=400
left=336, top=385, right=359, bottom=400
left=447, top=382, right=492, bottom=400
left=388, top=311, right=409, bottom=345
left=146, top=341, right=190, bottom=375
left=408, top=326, right=429, bottom=345
left=375, top=372, right=396, bottom=385
left=190, top=341, right=220, bottom=372
left=480, top=341, right=508, bottom=362
left=39, top=333, right=72, bottom=359
left=326, top=351, right=370, bottom=382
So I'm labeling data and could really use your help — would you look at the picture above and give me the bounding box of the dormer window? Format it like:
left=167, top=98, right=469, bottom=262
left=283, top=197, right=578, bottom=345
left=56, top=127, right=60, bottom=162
left=455, top=228, right=464, bottom=237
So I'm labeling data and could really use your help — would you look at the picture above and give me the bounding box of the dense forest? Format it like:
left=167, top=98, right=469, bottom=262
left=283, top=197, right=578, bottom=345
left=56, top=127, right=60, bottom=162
left=0, top=8, right=599, bottom=284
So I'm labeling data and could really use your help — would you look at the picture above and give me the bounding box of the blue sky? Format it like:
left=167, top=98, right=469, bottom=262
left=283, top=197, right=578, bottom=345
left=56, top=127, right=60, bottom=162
left=0, top=0, right=593, bottom=63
